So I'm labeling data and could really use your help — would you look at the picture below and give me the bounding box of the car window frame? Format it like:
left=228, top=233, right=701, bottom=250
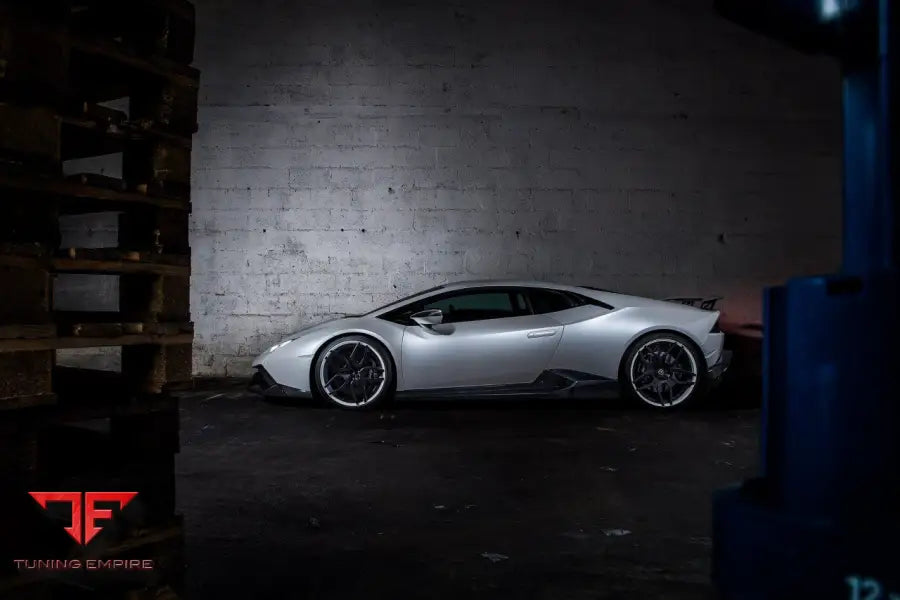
left=380, top=286, right=532, bottom=325
left=524, top=287, right=614, bottom=314
left=526, top=287, right=578, bottom=314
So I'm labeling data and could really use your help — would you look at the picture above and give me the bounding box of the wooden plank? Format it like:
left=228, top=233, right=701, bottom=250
left=61, top=113, right=192, bottom=161
left=69, top=35, right=200, bottom=89
left=51, top=256, right=189, bottom=276
left=130, top=81, right=198, bottom=135
left=0, top=393, right=56, bottom=411
left=0, top=198, right=61, bottom=248
left=0, top=254, right=42, bottom=269
left=69, top=0, right=195, bottom=65
left=0, top=350, right=52, bottom=400
left=0, top=172, right=189, bottom=210
left=0, top=265, right=50, bottom=324
left=122, top=342, right=192, bottom=394
left=160, top=276, right=190, bottom=322
left=120, top=274, right=190, bottom=323
left=158, top=5, right=196, bottom=64
left=0, top=242, right=47, bottom=257
left=0, top=15, right=69, bottom=100
left=0, top=332, right=192, bottom=352
left=81, top=101, right=127, bottom=125
left=53, top=364, right=191, bottom=406
left=70, top=0, right=196, bottom=24
left=123, top=141, right=191, bottom=200
left=65, top=172, right=129, bottom=191
left=59, top=321, right=123, bottom=337
left=0, top=254, right=189, bottom=276
left=0, top=105, right=61, bottom=169
left=163, top=341, right=192, bottom=382
left=62, top=248, right=142, bottom=262
left=59, top=248, right=189, bottom=266
left=52, top=366, right=188, bottom=412
left=0, top=324, right=56, bottom=339
left=55, top=320, right=191, bottom=337
left=54, top=310, right=132, bottom=322
left=119, top=207, right=189, bottom=255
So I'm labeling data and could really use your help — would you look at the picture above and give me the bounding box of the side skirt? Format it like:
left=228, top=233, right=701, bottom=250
left=395, top=369, right=618, bottom=400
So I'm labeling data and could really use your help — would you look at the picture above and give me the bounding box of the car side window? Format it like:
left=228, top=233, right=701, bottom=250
left=422, top=291, right=518, bottom=323
left=528, top=288, right=579, bottom=314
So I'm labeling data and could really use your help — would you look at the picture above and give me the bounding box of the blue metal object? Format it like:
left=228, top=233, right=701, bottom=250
left=712, top=1, right=899, bottom=598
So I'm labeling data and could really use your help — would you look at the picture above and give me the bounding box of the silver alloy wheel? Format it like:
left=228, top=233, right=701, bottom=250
left=318, top=340, right=387, bottom=407
left=628, top=337, right=698, bottom=407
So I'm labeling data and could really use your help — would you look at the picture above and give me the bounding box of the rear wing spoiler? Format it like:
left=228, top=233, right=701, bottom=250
left=664, top=296, right=723, bottom=311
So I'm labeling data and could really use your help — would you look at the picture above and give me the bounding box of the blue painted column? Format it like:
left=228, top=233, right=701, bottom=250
left=712, top=1, right=900, bottom=598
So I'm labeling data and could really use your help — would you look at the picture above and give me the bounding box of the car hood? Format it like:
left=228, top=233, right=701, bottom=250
left=283, top=315, right=361, bottom=341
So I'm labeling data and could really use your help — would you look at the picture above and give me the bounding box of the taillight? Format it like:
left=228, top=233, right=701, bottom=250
left=711, top=321, right=722, bottom=333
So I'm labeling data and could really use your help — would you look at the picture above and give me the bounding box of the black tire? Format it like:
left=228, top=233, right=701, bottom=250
left=619, top=331, right=707, bottom=410
left=313, top=335, right=395, bottom=410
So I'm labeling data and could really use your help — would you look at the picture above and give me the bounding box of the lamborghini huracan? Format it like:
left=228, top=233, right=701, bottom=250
left=250, top=280, right=731, bottom=410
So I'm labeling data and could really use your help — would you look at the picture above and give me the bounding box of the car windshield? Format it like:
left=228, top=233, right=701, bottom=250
left=364, top=284, right=447, bottom=315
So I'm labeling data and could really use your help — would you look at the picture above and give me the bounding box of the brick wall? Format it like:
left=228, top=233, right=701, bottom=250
left=191, top=0, right=842, bottom=376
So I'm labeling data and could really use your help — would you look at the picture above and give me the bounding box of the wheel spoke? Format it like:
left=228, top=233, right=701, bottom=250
left=652, top=383, right=664, bottom=405
left=324, top=372, right=345, bottom=387
left=325, top=373, right=350, bottom=393
left=336, top=354, right=354, bottom=370
left=348, top=342, right=369, bottom=369
left=633, top=371, right=653, bottom=383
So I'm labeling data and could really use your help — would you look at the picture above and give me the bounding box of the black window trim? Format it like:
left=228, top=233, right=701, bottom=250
left=379, top=286, right=532, bottom=325
left=524, top=287, right=615, bottom=313
left=379, top=285, right=615, bottom=325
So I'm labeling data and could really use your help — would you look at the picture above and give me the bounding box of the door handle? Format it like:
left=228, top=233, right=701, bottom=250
left=527, top=329, right=557, bottom=339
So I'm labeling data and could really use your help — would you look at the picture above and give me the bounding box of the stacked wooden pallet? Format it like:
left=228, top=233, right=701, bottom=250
left=0, top=1, right=197, bottom=598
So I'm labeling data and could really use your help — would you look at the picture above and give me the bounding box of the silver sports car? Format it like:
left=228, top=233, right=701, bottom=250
left=250, top=280, right=731, bottom=410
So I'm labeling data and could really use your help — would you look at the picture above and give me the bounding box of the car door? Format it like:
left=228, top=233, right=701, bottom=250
left=400, top=288, right=563, bottom=390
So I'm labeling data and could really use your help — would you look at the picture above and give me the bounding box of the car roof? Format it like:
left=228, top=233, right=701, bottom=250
left=438, top=279, right=602, bottom=293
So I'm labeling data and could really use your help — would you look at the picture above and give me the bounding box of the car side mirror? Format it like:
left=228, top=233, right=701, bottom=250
left=410, top=309, right=443, bottom=327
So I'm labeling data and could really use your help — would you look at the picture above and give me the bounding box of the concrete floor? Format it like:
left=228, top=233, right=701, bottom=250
left=175, top=386, right=759, bottom=599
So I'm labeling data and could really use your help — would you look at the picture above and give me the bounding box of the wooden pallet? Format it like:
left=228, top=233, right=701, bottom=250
left=0, top=6, right=193, bottom=600
left=0, top=254, right=190, bottom=276
left=0, top=337, right=192, bottom=407
left=69, top=0, right=196, bottom=65
left=0, top=9, right=199, bottom=136
left=0, top=104, right=193, bottom=201
left=0, top=172, right=189, bottom=211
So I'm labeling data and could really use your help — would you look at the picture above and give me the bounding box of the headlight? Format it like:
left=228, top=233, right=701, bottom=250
left=266, top=339, right=293, bottom=353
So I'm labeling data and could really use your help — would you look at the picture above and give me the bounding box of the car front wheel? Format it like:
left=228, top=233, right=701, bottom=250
left=313, top=335, right=394, bottom=410
left=620, top=332, right=706, bottom=409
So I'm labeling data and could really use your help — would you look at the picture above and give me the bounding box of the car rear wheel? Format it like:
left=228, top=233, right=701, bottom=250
left=313, top=335, right=394, bottom=410
left=620, top=332, right=706, bottom=409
